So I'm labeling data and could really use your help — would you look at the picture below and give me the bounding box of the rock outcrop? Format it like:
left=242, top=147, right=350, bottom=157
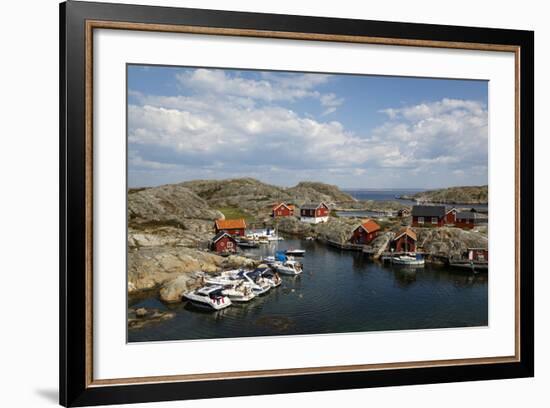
left=415, top=227, right=488, bottom=260
left=128, top=184, right=223, bottom=228
left=286, top=181, right=356, bottom=205
left=399, top=185, right=488, bottom=204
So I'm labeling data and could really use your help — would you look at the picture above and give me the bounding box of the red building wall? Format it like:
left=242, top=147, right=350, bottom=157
left=455, top=218, right=475, bottom=229
left=216, top=227, right=245, bottom=236
left=394, top=235, right=417, bottom=252
left=316, top=206, right=329, bottom=217
left=300, top=205, right=329, bottom=218
left=445, top=210, right=456, bottom=225
left=350, top=227, right=378, bottom=245
left=273, top=205, right=293, bottom=217
left=212, top=236, right=237, bottom=253
left=412, top=216, right=444, bottom=227
left=468, top=249, right=488, bottom=261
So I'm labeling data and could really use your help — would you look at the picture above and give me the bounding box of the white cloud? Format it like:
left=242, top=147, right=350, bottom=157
left=174, top=69, right=343, bottom=115
left=128, top=70, right=487, bottom=188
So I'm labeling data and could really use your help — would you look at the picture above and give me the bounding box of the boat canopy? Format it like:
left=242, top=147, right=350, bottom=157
left=275, top=251, right=287, bottom=262
left=197, top=285, right=223, bottom=295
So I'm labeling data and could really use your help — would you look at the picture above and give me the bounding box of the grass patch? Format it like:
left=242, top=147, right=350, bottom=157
left=215, top=206, right=256, bottom=222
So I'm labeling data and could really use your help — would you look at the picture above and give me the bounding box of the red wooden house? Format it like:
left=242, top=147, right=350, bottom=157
left=350, top=219, right=381, bottom=245
left=210, top=231, right=238, bottom=254
left=466, top=247, right=489, bottom=262
left=411, top=205, right=446, bottom=227
left=300, top=202, right=329, bottom=224
left=392, top=227, right=417, bottom=252
left=444, top=207, right=457, bottom=225
left=214, top=218, right=247, bottom=236
left=455, top=211, right=488, bottom=229
left=272, top=203, right=295, bottom=217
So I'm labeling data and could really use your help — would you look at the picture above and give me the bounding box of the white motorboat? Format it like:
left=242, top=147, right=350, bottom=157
left=391, top=255, right=425, bottom=266
left=238, top=269, right=271, bottom=295
left=285, top=248, right=306, bottom=256
left=201, top=270, right=243, bottom=287
left=183, top=285, right=232, bottom=310
left=272, top=259, right=302, bottom=275
left=221, top=284, right=256, bottom=303
left=255, top=266, right=282, bottom=288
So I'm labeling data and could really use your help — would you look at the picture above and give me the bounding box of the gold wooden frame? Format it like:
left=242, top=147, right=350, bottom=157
left=84, top=20, right=521, bottom=388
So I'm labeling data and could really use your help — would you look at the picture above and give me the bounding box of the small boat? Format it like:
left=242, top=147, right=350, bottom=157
left=221, top=284, right=256, bottom=303
left=391, top=254, right=425, bottom=266
left=285, top=248, right=306, bottom=256
left=201, top=270, right=243, bottom=286
left=183, top=285, right=232, bottom=310
left=236, top=239, right=260, bottom=248
left=237, top=269, right=271, bottom=295
left=255, top=265, right=282, bottom=288
left=272, top=259, right=302, bottom=275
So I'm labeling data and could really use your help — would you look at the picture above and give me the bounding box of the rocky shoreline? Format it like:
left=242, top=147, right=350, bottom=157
left=128, top=178, right=488, bottom=307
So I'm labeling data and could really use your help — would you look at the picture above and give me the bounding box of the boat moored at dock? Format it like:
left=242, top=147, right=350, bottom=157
left=183, top=285, right=232, bottom=310
left=391, top=254, right=425, bottom=266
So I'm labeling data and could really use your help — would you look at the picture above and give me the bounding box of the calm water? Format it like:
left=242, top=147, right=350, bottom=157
left=128, top=238, right=488, bottom=342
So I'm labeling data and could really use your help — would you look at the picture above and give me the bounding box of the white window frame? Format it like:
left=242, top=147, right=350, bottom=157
left=418, top=216, right=424, bottom=224
left=431, top=217, right=438, bottom=224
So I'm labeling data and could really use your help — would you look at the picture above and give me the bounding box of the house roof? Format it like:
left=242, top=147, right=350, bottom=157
left=272, top=203, right=295, bottom=211
left=456, top=211, right=488, bottom=220
left=445, top=206, right=457, bottom=214
left=394, top=227, right=417, bottom=241
left=300, top=202, right=328, bottom=210
left=358, top=219, right=381, bottom=233
left=411, top=205, right=446, bottom=217
left=215, top=218, right=247, bottom=230
left=211, top=231, right=236, bottom=243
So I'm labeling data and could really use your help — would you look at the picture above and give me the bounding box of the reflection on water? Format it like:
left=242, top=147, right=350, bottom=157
left=128, top=239, right=488, bottom=342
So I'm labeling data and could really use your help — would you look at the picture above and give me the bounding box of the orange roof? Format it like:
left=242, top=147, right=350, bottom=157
left=215, top=218, right=247, bottom=230
left=272, top=203, right=295, bottom=211
left=272, top=202, right=288, bottom=210
left=394, top=227, right=417, bottom=241
left=360, top=219, right=381, bottom=233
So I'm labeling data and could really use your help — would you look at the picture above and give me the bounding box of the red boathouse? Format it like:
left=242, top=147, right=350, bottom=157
left=350, top=219, right=381, bottom=245
left=214, top=218, right=247, bottom=236
left=392, top=227, right=417, bottom=252
left=210, top=231, right=238, bottom=254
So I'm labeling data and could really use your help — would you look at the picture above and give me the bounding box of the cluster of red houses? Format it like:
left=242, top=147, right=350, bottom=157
left=411, top=205, right=487, bottom=229
left=209, top=203, right=487, bottom=259
left=349, top=219, right=418, bottom=252
left=272, top=202, right=330, bottom=224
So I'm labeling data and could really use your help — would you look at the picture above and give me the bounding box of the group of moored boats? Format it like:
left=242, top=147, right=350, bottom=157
left=236, top=229, right=284, bottom=248
left=183, top=250, right=305, bottom=311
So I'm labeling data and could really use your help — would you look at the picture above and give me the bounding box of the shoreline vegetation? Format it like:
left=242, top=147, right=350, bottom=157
left=128, top=178, right=488, bottom=317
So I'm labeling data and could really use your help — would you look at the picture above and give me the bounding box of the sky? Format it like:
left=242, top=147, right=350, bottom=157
left=127, top=65, right=488, bottom=189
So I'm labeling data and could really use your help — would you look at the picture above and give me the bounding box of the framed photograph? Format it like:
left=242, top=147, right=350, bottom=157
left=60, top=1, right=534, bottom=406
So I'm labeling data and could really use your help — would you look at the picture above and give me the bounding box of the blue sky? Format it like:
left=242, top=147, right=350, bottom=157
left=127, top=65, right=488, bottom=189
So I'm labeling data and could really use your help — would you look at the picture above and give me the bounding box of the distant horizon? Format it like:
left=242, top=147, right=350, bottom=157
left=128, top=65, right=488, bottom=189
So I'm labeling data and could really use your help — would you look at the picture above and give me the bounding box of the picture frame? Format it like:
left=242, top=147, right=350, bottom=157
left=59, top=1, right=534, bottom=406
